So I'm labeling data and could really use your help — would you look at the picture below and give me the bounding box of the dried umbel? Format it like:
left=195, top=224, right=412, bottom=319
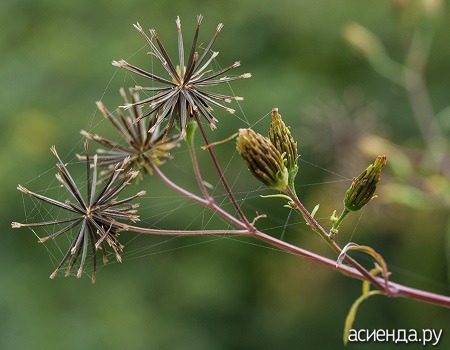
left=344, top=155, right=387, bottom=211
left=112, top=15, right=251, bottom=138
left=268, top=108, right=299, bottom=186
left=12, top=142, right=146, bottom=283
left=237, top=128, right=288, bottom=191
left=80, top=88, right=180, bottom=182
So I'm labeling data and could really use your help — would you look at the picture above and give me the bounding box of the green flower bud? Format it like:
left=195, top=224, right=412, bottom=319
left=344, top=155, right=387, bottom=211
left=237, top=128, right=289, bottom=191
left=268, top=108, right=299, bottom=185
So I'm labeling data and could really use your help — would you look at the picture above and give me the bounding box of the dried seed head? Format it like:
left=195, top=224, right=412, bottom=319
left=344, top=155, right=387, bottom=212
left=237, top=128, right=289, bottom=192
left=12, top=143, right=144, bottom=282
left=268, top=108, right=299, bottom=184
left=79, top=88, right=180, bottom=182
left=113, top=15, right=250, bottom=137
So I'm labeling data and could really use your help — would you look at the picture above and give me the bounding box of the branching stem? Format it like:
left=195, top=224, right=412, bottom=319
left=332, top=208, right=350, bottom=232
left=194, top=113, right=254, bottom=231
left=148, top=157, right=450, bottom=308
left=150, top=160, right=246, bottom=230
left=284, top=186, right=387, bottom=293
left=118, top=222, right=249, bottom=236
left=188, top=137, right=214, bottom=203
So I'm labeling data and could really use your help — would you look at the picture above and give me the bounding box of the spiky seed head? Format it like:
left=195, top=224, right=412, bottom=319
left=12, top=144, right=143, bottom=282
left=80, top=88, right=180, bottom=182
left=237, top=128, right=289, bottom=192
left=344, top=155, right=387, bottom=212
left=112, top=16, right=250, bottom=137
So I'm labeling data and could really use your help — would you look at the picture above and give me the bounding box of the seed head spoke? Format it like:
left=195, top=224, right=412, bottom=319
left=176, top=16, right=185, bottom=80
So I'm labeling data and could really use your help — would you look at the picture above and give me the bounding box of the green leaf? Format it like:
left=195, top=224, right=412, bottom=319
left=310, top=204, right=320, bottom=218
left=260, top=194, right=292, bottom=201
left=343, top=290, right=382, bottom=345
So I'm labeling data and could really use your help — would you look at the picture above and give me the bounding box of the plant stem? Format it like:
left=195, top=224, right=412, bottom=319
left=388, top=281, right=450, bottom=307
left=194, top=113, right=254, bottom=231
left=150, top=156, right=450, bottom=308
left=150, top=161, right=246, bottom=230
left=188, top=139, right=214, bottom=202
left=284, top=186, right=387, bottom=293
left=149, top=161, right=209, bottom=206
left=332, top=208, right=350, bottom=231
left=252, top=229, right=450, bottom=306
left=118, top=222, right=249, bottom=236
left=288, top=178, right=297, bottom=197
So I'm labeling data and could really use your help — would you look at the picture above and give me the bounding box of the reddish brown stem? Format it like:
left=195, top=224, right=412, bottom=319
left=120, top=222, right=249, bottom=236
left=150, top=161, right=246, bottom=229
left=251, top=229, right=450, bottom=307
left=188, top=141, right=214, bottom=202
left=194, top=113, right=254, bottom=231
left=284, top=186, right=387, bottom=293
left=149, top=151, right=450, bottom=308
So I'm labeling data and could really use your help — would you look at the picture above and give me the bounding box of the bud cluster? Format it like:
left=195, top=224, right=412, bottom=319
left=237, top=109, right=300, bottom=192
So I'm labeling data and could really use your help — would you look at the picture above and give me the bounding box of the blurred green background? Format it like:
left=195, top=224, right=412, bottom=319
left=1, top=0, right=449, bottom=349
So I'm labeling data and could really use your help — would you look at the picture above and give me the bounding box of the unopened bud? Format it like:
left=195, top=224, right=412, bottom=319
left=268, top=108, right=299, bottom=184
left=344, top=155, right=387, bottom=211
left=237, top=128, right=289, bottom=191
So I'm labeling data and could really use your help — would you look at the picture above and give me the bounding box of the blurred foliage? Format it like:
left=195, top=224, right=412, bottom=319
left=1, top=0, right=449, bottom=349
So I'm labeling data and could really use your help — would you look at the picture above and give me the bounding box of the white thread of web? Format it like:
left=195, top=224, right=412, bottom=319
left=16, top=19, right=446, bottom=294
left=19, top=101, right=353, bottom=278
left=18, top=23, right=365, bottom=280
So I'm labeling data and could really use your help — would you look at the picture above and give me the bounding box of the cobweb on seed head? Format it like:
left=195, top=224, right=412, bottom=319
left=18, top=29, right=445, bottom=292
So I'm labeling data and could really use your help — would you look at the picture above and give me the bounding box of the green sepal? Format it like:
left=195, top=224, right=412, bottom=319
left=186, top=120, right=198, bottom=146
